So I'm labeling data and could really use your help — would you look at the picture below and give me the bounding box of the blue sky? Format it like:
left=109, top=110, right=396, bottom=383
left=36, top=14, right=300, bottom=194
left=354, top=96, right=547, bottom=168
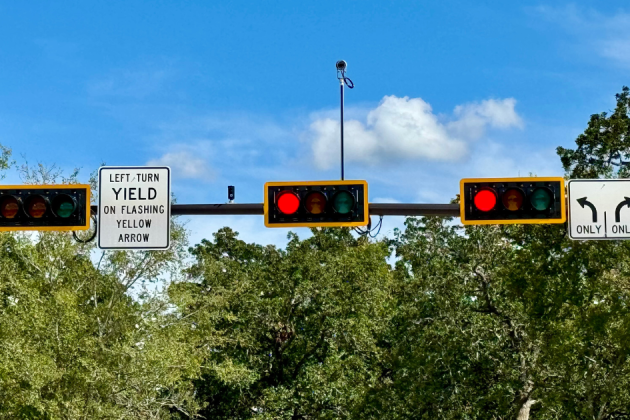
left=1, top=1, right=629, bottom=247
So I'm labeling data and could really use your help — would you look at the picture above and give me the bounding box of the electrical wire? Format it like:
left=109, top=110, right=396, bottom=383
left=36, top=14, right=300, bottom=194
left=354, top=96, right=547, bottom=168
left=368, top=215, right=383, bottom=238
left=338, top=66, right=354, bottom=89
left=353, top=215, right=383, bottom=238
left=73, top=209, right=97, bottom=243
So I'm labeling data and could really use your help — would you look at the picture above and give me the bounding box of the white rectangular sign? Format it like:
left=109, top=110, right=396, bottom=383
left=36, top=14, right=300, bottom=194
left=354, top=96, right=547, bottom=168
left=568, top=179, right=630, bottom=240
left=98, top=166, right=171, bottom=250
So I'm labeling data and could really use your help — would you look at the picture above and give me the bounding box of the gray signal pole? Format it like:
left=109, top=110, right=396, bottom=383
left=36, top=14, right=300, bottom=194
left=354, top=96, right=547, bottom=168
left=336, top=60, right=353, bottom=180
left=340, top=76, right=345, bottom=180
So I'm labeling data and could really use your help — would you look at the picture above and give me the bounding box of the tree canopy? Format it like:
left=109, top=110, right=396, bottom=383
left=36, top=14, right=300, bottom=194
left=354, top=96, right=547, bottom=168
left=1, top=87, right=630, bottom=419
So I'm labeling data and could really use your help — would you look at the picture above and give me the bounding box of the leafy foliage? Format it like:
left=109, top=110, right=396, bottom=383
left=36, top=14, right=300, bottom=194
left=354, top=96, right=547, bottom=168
left=0, top=159, right=200, bottom=419
left=2, top=87, right=630, bottom=419
left=169, top=228, right=394, bottom=419
left=558, top=86, right=630, bottom=178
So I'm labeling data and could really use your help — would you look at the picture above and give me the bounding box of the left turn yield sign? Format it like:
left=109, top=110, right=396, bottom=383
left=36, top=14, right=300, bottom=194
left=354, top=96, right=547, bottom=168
left=568, top=179, right=630, bottom=240
left=98, top=166, right=171, bottom=250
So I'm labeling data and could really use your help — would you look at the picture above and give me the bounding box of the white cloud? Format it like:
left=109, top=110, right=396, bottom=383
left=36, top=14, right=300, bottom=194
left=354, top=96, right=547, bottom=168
left=87, top=62, right=175, bottom=98
left=147, top=151, right=214, bottom=181
left=449, top=98, right=523, bottom=139
left=372, top=197, right=401, bottom=203
left=536, top=6, right=630, bottom=68
left=308, top=95, right=523, bottom=169
left=601, top=38, right=630, bottom=67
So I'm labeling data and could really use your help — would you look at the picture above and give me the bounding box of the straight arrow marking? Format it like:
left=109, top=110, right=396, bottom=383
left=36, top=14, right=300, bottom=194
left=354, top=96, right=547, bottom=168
left=615, top=197, right=630, bottom=223
left=577, top=197, right=597, bottom=223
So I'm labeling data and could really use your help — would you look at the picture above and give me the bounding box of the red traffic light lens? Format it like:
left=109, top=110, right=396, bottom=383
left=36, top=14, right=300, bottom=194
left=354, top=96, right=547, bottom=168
left=304, top=192, right=327, bottom=215
left=26, top=195, right=47, bottom=218
left=502, top=188, right=524, bottom=211
left=473, top=189, right=497, bottom=212
left=277, top=191, right=300, bottom=215
left=0, top=196, right=19, bottom=219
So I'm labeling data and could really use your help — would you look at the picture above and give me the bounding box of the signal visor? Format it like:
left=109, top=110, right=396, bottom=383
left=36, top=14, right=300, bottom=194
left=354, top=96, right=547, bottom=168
left=0, top=185, right=90, bottom=231
left=264, top=180, right=368, bottom=228
left=460, top=177, right=566, bottom=225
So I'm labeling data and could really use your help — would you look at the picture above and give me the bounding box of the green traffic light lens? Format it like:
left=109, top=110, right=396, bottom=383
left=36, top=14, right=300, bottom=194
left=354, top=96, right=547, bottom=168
left=332, top=191, right=355, bottom=215
left=52, top=194, right=76, bottom=218
left=530, top=188, right=552, bottom=211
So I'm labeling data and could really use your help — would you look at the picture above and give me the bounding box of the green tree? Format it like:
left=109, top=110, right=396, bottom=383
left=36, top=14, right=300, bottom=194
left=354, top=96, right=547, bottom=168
left=557, top=86, right=630, bottom=179
left=169, top=227, right=394, bottom=419
left=361, top=87, right=630, bottom=420
left=550, top=86, right=630, bottom=419
left=0, top=157, right=201, bottom=419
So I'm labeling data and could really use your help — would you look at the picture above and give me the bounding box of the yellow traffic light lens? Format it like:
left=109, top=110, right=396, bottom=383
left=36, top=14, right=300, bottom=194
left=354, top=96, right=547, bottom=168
left=52, top=194, right=76, bottom=218
left=26, top=195, right=47, bottom=218
left=332, top=191, right=355, bottom=214
left=530, top=188, right=552, bottom=211
left=502, top=188, right=524, bottom=211
left=0, top=196, right=19, bottom=219
left=304, top=192, right=327, bottom=215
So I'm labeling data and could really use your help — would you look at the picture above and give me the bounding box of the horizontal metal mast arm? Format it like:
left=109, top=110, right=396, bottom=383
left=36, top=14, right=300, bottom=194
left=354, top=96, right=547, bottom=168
left=91, top=203, right=460, bottom=217
left=368, top=203, right=460, bottom=216
left=172, top=204, right=264, bottom=215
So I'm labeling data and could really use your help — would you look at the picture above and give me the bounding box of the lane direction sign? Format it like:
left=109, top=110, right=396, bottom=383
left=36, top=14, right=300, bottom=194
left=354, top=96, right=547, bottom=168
left=576, top=197, right=597, bottom=223
left=98, top=166, right=171, bottom=250
left=568, top=179, right=630, bottom=240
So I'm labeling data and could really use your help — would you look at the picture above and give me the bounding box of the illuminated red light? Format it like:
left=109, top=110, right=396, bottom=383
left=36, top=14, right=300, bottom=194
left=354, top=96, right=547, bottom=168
left=276, top=191, right=300, bottom=215
left=473, top=189, right=497, bottom=212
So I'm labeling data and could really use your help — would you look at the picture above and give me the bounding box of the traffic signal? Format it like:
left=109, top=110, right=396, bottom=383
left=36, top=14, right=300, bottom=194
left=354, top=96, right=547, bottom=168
left=0, top=185, right=91, bottom=231
left=264, top=180, right=368, bottom=228
left=460, top=177, right=566, bottom=225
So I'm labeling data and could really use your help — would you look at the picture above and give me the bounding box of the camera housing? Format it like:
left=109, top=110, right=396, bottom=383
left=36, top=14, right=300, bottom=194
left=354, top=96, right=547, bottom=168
left=336, top=60, right=347, bottom=71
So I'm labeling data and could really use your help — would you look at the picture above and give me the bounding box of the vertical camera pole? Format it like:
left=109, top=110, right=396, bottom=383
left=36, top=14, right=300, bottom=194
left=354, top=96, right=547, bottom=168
left=340, top=76, right=345, bottom=180
left=336, top=60, right=353, bottom=181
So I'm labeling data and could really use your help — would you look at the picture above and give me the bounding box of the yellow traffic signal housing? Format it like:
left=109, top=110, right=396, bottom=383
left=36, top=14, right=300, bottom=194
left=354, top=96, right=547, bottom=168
left=460, top=177, right=566, bottom=225
left=0, top=184, right=91, bottom=231
left=264, top=180, right=369, bottom=228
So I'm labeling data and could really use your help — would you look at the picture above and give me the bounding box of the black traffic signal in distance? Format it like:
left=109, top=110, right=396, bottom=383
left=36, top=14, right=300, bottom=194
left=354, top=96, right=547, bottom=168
left=460, top=177, right=566, bottom=225
left=0, top=184, right=91, bottom=231
left=264, top=180, right=368, bottom=228
left=228, top=185, right=235, bottom=201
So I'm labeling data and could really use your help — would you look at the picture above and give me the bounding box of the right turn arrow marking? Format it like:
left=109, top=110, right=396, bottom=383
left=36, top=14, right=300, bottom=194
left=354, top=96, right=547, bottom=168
left=577, top=197, right=597, bottom=223
left=615, top=197, right=630, bottom=223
